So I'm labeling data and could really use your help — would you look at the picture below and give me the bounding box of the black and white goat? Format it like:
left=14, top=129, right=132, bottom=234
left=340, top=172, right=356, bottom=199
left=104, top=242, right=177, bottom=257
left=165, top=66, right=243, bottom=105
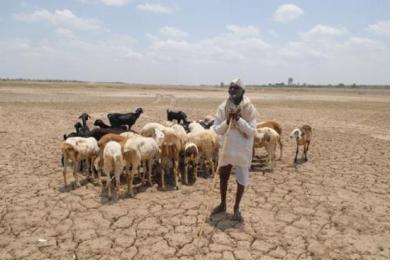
left=290, top=125, right=312, bottom=163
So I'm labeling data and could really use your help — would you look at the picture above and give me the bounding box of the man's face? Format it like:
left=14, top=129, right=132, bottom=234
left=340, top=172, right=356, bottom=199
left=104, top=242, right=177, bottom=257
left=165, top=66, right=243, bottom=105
left=228, top=83, right=244, bottom=105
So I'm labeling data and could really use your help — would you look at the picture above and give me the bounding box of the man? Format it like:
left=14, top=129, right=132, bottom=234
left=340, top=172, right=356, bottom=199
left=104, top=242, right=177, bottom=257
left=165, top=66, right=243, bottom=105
left=211, top=78, right=257, bottom=221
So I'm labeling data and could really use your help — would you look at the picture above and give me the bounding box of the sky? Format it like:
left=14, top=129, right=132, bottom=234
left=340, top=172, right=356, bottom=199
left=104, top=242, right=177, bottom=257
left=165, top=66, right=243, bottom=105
left=0, top=0, right=390, bottom=85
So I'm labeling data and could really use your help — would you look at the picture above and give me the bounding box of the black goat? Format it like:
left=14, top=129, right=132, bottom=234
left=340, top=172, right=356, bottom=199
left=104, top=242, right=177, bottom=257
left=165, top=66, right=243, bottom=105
left=107, top=108, right=143, bottom=130
left=94, top=119, right=127, bottom=130
left=79, top=113, right=91, bottom=127
left=181, top=121, right=191, bottom=133
left=167, top=109, right=188, bottom=124
left=89, top=127, right=127, bottom=141
left=199, top=119, right=215, bottom=129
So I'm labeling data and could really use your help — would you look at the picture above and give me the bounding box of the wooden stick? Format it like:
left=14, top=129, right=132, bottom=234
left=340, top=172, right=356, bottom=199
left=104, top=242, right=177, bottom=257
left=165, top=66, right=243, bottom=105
left=197, top=118, right=234, bottom=238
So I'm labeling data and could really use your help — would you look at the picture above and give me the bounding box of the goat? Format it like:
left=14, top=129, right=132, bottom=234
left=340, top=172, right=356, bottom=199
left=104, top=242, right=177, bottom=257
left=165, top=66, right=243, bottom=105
left=290, top=125, right=312, bottom=163
left=184, top=142, right=199, bottom=184
left=62, top=122, right=90, bottom=169
left=102, top=141, right=126, bottom=199
left=124, top=128, right=164, bottom=187
left=62, top=137, right=99, bottom=189
left=166, top=109, right=188, bottom=125
left=89, top=127, right=127, bottom=141
left=256, top=121, right=283, bottom=160
left=254, top=127, right=280, bottom=171
left=140, top=122, right=167, bottom=137
left=170, top=123, right=188, bottom=148
left=94, top=119, right=128, bottom=130
left=107, top=107, right=143, bottom=130
left=187, top=130, right=218, bottom=177
left=95, top=133, right=127, bottom=183
left=79, top=113, right=91, bottom=128
left=199, top=119, right=215, bottom=129
left=188, top=122, right=205, bottom=134
left=160, top=132, right=182, bottom=190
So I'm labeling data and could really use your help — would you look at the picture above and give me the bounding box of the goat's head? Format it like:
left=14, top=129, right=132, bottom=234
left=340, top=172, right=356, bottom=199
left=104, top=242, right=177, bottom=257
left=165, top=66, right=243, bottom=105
left=205, top=120, right=214, bottom=129
left=135, top=107, right=144, bottom=114
left=94, top=119, right=104, bottom=127
left=74, top=122, right=82, bottom=130
left=79, top=113, right=91, bottom=121
left=154, top=128, right=165, bottom=145
left=290, top=128, right=302, bottom=140
left=182, top=122, right=191, bottom=133
left=254, top=131, right=265, bottom=146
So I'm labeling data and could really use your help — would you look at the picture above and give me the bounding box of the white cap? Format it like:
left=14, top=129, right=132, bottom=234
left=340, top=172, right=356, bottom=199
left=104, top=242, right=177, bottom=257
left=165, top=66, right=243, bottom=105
left=230, top=78, right=245, bottom=90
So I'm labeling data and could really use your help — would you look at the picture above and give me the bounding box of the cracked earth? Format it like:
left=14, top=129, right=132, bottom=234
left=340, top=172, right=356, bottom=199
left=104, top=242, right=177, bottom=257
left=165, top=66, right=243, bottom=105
left=0, top=82, right=389, bottom=259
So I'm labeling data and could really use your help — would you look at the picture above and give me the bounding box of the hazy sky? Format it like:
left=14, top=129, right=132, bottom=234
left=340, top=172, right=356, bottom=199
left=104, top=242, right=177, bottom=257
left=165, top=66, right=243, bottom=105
left=0, top=0, right=390, bottom=85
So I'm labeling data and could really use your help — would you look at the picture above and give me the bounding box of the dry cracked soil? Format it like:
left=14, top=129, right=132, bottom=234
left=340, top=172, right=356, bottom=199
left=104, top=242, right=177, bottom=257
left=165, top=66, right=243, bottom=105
left=0, top=82, right=389, bottom=259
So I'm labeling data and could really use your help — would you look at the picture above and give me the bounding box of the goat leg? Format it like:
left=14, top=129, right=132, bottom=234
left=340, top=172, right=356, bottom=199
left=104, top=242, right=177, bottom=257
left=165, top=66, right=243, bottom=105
left=147, top=160, right=153, bottom=187
left=73, top=160, right=80, bottom=189
left=194, top=161, right=198, bottom=182
left=63, top=154, right=68, bottom=188
left=294, top=145, right=299, bottom=163
left=209, top=159, right=215, bottom=177
left=160, top=159, right=165, bottom=190
left=174, top=159, right=179, bottom=190
left=278, top=138, right=283, bottom=161
left=304, top=141, right=310, bottom=161
left=107, top=175, right=112, bottom=200
left=184, top=161, right=188, bottom=184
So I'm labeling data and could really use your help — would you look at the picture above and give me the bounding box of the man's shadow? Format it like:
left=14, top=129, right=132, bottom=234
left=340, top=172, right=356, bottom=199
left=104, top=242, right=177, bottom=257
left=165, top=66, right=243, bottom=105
left=207, top=212, right=243, bottom=231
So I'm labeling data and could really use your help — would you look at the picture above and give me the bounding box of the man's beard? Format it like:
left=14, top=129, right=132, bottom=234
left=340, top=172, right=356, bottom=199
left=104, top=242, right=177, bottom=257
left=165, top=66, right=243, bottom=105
left=230, top=93, right=243, bottom=105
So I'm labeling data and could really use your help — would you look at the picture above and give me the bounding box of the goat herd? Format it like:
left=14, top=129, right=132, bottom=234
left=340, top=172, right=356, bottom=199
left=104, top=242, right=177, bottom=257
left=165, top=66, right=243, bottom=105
left=61, top=107, right=312, bottom=200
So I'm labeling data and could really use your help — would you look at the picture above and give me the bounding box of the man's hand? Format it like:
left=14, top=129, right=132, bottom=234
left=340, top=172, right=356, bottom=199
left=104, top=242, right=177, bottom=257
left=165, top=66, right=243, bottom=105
left=227, top=109, right=241, bottom=125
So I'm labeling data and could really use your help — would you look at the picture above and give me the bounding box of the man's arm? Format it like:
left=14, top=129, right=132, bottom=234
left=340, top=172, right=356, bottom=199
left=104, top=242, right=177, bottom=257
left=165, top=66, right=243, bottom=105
left=236, top=114, right=257, bottom=138
left=212, top=113, right=228, bottom=135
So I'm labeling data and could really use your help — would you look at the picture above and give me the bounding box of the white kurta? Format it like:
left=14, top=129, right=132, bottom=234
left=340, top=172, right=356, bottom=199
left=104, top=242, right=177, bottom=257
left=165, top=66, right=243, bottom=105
left=212, top=96, right=257, bottom=168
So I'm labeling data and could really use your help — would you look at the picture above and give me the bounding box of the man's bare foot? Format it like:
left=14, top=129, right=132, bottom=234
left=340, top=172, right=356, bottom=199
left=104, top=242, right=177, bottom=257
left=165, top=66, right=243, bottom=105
left=211, top=204, right=226, bottom=215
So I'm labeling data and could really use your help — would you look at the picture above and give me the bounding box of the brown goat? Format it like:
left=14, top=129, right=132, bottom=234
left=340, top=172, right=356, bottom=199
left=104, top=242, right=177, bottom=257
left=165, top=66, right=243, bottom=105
left=290, top=125, right=312, bottom=163
left=256, top=121, right=283, bottom=160
left=160, top=133, right=182, bottom=190
left=184, top=142, right=199, bottom=184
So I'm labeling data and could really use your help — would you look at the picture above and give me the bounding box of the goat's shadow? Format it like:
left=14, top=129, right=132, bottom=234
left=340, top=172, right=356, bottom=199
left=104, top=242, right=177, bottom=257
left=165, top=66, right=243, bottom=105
left=207, top=212, right=243, bottom=231
left=58, top=178, right=95, bottom=193
left=291, top=158, right=308, bottom=169
left=98, top=175, right=153, bottom=204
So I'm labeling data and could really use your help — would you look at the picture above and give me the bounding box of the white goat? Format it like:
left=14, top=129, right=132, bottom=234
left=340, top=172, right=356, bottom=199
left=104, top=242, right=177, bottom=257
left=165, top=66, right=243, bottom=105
left=188, top=122, right=205, bottom=134
left=170, top=123, right=188, bottom=148
left=102, top=141, right=126, bottom=199
left=124, top=128, right=164, bottom=187
left=62, top=137, right=99, bottom=189
left=254, top=127, right=280, bottom=171
left=187, top=130, right=218, bottom=176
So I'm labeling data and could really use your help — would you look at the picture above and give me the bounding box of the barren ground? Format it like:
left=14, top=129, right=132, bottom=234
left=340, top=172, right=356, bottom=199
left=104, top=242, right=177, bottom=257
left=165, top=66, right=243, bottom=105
left=0, top=82, right=389, bottom=259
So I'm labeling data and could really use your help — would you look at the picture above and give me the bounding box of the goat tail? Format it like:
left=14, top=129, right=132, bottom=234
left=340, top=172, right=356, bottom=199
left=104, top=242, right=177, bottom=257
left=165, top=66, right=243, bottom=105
left=276, top=125, right=282, bottom=136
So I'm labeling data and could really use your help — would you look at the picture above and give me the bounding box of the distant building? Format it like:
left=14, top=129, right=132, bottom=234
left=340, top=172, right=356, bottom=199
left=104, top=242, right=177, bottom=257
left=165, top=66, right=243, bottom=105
left=288, top=77, right=293, bottom=86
